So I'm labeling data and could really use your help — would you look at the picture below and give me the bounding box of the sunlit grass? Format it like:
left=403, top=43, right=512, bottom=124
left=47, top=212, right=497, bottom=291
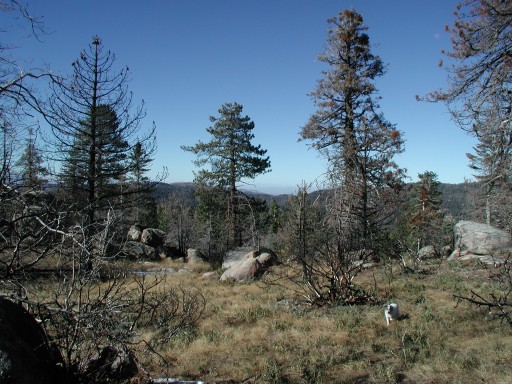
left=24, top=259, right=512, bottom=383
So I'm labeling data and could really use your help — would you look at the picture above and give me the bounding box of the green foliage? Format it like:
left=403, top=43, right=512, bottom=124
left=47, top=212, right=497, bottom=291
left=300, top=9, right=405, bottom=251
left=45, top=37, right=157, bottom=226
left=182, top=102, right=271, bottom=247
left=406, top=171, right=446, bottom=249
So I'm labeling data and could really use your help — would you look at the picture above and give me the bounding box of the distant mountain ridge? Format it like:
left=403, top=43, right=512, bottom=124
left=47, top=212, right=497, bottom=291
left=153, top=181, right=478, bottom=220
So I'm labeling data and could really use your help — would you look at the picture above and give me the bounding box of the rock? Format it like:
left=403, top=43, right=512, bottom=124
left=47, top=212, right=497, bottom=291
left=418, top=245, right=439, bottom=260
left=448, top=221, right=512, bottom=263
left=127, top=224, right=145, bottom=242
left=140, top=228, right=166, bottom=248
left=256, top=252, right=277, bottom=268
left=220, top=257, right=261, bottom=282
left=220, top=250, right=277, bottom=282
left=82, top=345, right=137, bottom=382
left=123, top=241, right=157, bottom=260
left=440, top=245, right=452, bottom=257
left=187, top=248, right=207, bottom=264
left=222, top=246, right=254, bottom=269
left=0, top=298, right=64, bottom=384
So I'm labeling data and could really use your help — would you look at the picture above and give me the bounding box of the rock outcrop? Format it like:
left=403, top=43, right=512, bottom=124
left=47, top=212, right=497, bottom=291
left=123, top=241, right=159, bottom=260
left=448, top=220, right=512, bottom=264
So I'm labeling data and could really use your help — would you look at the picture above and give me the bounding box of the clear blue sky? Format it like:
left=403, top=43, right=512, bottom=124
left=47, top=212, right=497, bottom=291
left=5, top=0, right=476, bottom=194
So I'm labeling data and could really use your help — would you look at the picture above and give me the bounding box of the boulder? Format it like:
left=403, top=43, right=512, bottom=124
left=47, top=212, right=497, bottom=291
left=127, top=224, right=145, bottom=242
left=418, top=245, right=439, bottom=260
left=123, top=241, right=158, bottom=261
left=440, top=245, right=453, bottom=257
left=187, top=248, right=207, bottom=264
left=220, top=257, right=262, bottom=282
left=256, top=252, right=277, bottom=268
left=140, top=228, right=166, bottom=248
left=222, top=246, right=254, bottom=269
left=0, top=298, right=64, bottom=384
left=448, top=221, right=512, bottom=263
left=220, top=250, right=277, bottom=282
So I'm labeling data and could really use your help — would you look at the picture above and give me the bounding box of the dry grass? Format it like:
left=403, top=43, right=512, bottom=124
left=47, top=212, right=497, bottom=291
left=129, top=260, right=511, bottom=383
left=23, top=259, right=512, bottom=383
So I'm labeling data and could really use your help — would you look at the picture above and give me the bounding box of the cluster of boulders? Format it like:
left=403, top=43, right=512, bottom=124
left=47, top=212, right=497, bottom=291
left=123, top=225, right=279, bottom=282
left=416, top=220, right=512, bottom=265
left=123, top=224, right=182, bottom=261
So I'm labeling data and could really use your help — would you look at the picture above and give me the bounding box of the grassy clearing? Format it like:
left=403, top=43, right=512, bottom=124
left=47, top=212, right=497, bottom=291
left=133, top=260, right=510, bottom=383
left=25, top=259, right=512, bottom=383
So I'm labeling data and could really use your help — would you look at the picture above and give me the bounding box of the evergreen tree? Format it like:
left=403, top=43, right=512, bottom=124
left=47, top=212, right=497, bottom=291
left=300, top=9, right=405, bottom=252
left=182, top=102, right=271, bottom=247
left=408, top=171, right=445, bottom=250
left=466, top=92, right=512, bottom=226
left=129, top=140, right=156, bottom=225
left=16, top=127, right=47, bottom=189
left=427, top=0, right=512, bottom=229
left=45, top=37, right=156, bottom=225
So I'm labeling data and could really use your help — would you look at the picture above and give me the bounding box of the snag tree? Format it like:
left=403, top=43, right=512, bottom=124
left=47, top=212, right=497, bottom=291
left=298, top=9, right=405, bottom=305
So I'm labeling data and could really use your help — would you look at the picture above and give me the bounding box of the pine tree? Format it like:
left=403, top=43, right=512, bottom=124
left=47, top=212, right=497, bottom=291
left=129, top=140, right=155, bottom=225
left=427, top=0, right=512, bottom=229
left=182, top=102, right=271, bottom=247
left=16, top=127, right=47, bottom=189
left=300, top=9, right=405, bottom=252
left=408, top=171, right=444, bottom=250
left=45, top=37, right=156, bottom=225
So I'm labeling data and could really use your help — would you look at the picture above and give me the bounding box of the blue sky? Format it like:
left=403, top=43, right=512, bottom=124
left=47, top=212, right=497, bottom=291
left=5, top=0, right=476, bottom=194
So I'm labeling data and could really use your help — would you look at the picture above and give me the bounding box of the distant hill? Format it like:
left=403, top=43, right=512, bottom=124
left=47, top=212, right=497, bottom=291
left=439, top=182, right=479, bottom=221
left=152, top=181, right=479, bottom=220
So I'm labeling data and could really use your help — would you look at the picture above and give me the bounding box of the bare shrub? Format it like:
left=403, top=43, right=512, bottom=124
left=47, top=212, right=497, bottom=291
left=1, top=208, right=206, bottom=382
left=454, top=255, right=512, bottom=327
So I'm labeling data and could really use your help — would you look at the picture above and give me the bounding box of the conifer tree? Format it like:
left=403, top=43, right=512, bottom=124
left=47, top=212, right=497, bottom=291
left=16, top=127, right=47, bottom=189
left=295, top=9, right=405, bottom=305
left=408, top=171, right=444, bottom=250
left=301, top=9, right=405, bottom=252
left=45, top=37, right=156, bottom=225
left=182, top=102, right=271, bottom=247
left=427, top=0, right=512, bottom=229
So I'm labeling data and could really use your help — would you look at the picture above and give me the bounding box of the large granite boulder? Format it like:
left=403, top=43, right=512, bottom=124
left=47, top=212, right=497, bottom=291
left=0, top=298, right=64, bottom=384
left=222, top=247, right=255, bottom=269
left=220, top=257, right=262, bottom=282
left=220, top=250, right=277, bottom=282
left=448, top=221, right=512, bottom=263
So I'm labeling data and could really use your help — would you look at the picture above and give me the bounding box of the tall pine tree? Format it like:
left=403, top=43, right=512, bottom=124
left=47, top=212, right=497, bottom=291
left=301, top=9, right=405, bottom=252
left=182, top=102, right=271, bottom=247
left=45, top=37, right=157, bottom=226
